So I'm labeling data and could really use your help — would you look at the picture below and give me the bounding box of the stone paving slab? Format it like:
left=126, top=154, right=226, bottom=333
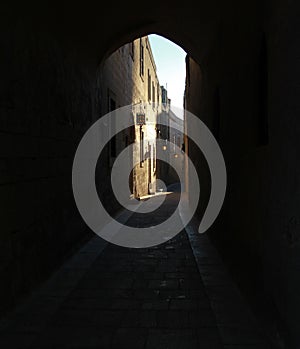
left=185, top=219, right=270, bottom=347
left=0, top=191, right=270, bottom=348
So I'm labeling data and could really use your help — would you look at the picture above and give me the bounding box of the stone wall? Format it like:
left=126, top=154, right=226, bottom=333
left=99, top=37, right=161, bottom=198
left=0, top=13, right=97, bottom=314
left=184, top=1, right=300, bottom=345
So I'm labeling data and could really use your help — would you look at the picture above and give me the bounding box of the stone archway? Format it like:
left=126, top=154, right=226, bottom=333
left=1, top=1, right=299, bottom=345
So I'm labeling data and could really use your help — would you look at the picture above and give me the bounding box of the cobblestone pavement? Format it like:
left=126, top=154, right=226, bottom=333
left=0, top=191, right=268, bottom=348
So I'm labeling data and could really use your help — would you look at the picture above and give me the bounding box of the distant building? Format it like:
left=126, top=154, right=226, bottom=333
left=156, top=92, right=184, bottom=187
left=99, top=36, right=163, bottom=198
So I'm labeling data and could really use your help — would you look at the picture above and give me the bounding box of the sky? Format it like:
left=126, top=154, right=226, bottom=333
left=148, top=34, right=186, bottom=118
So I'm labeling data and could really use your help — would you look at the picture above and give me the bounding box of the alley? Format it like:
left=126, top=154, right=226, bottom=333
left=0, top=190, right=267, bottom=349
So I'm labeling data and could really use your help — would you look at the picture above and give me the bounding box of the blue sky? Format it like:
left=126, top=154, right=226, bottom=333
left=148, top=34, right=186, bottom=115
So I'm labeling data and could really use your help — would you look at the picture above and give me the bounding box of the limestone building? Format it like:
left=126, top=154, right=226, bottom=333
left=156, top=91, right=184, bottom=188
left=98, top=36, right=163, bottom=198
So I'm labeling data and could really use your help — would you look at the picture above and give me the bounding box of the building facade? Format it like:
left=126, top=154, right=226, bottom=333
left=98, top=36, right=163, bottom=198
left=156, top=92, right=184, bottom=188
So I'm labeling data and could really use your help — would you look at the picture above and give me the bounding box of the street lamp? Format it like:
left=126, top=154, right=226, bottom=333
left=162, top=139, right=167, bottom=151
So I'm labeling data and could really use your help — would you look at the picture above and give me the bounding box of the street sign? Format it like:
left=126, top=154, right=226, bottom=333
left=136, top=113, right=146, bottom=125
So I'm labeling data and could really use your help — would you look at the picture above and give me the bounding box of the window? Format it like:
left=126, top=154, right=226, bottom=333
left=157, top=82, right=159, bottom=104
left=109, top=97, right=116, bottom=112
left=140, top=127, right=144, bottom=166
left=152, top=82, right=155, bottom=106
left=213, top=87, right=220, bottom=141
left=130, top=41, right=134, bottom=60
left=109, top=97, right=117, bottom=157
left=148, top=69, right=151, bottom=102
left=140, top=39, right=144, bottom=76
left=130, top=125, right=135, bottom=142
left=148, top=143, right=152, bottom=183
left=257, top=35, right=269, bottom=146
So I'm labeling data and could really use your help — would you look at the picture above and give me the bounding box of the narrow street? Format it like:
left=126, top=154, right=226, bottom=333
left=0, top=189, right=267, bottom=349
